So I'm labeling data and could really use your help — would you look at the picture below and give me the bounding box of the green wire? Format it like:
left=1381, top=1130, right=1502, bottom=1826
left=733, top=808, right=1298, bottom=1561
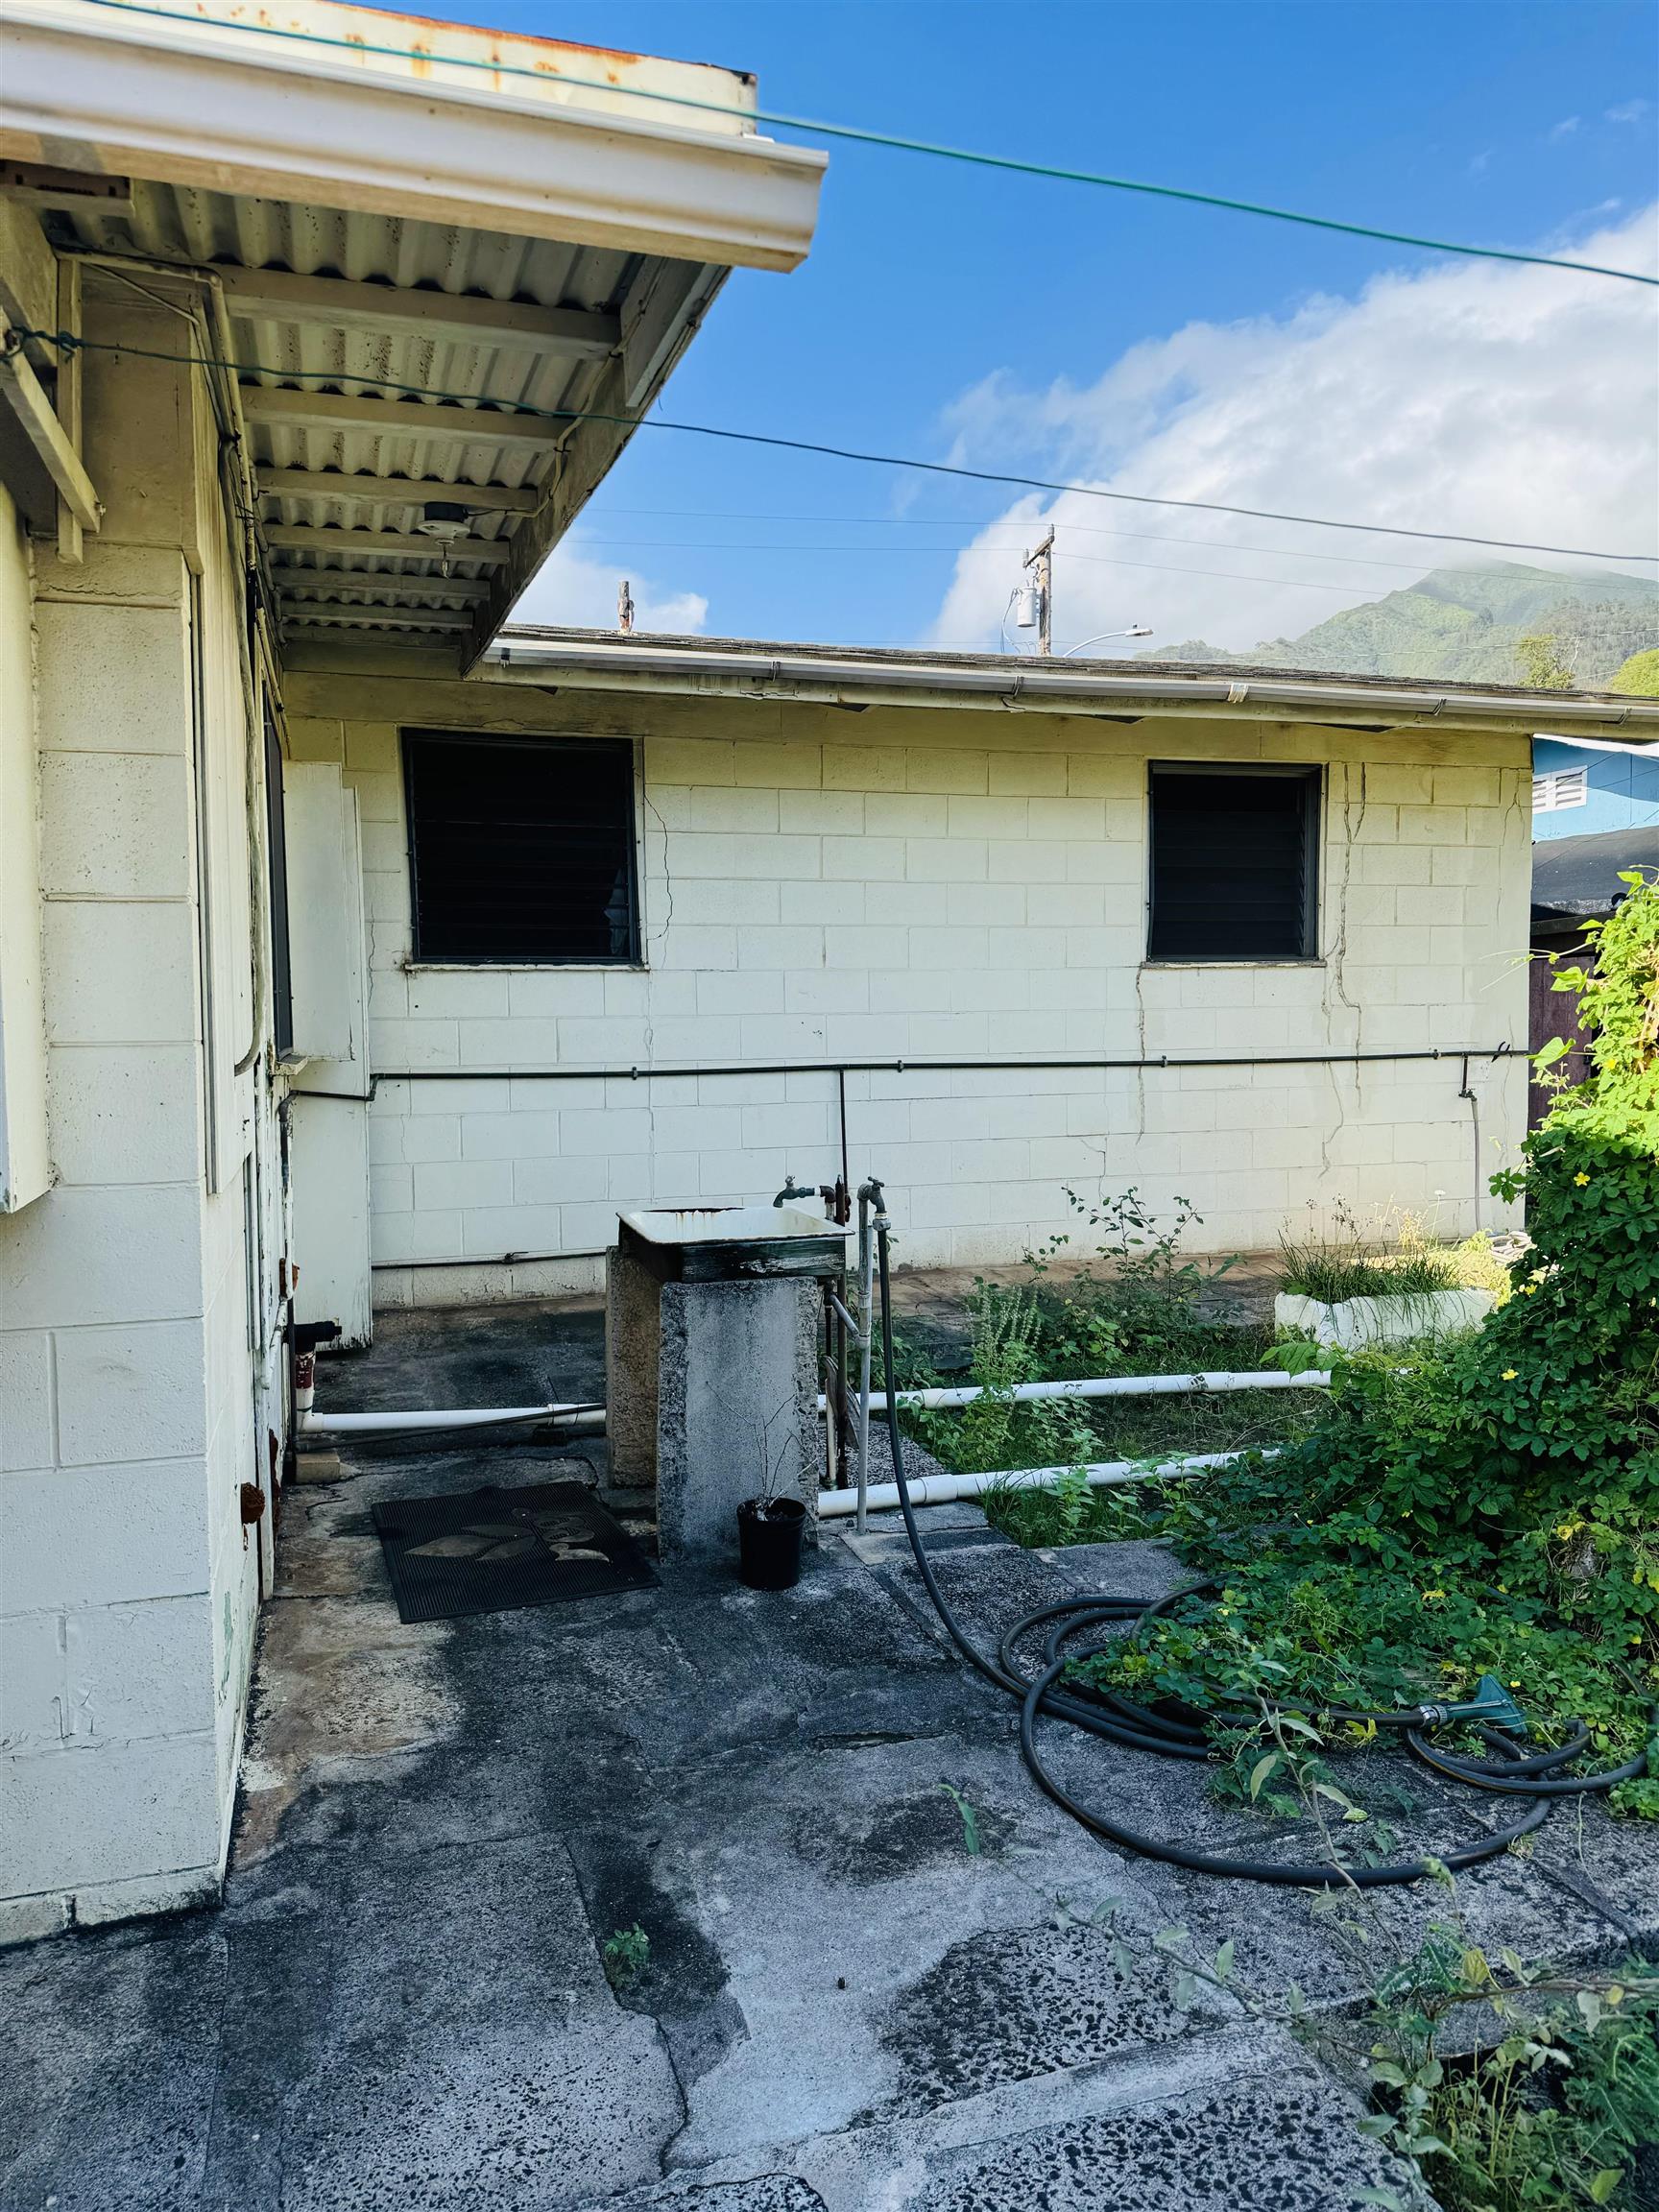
left=16, top=326, right=1655, bottom=565
left=70, top=0, right=1657, bottom=288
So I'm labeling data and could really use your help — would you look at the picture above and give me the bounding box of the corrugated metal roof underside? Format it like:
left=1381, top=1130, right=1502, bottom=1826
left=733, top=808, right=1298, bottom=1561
left=48, top=183, right=703, bottom=659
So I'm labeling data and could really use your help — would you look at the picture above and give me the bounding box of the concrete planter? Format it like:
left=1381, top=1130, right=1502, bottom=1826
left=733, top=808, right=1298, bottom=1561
left=1275, top=1286, right=1496, bottom=1350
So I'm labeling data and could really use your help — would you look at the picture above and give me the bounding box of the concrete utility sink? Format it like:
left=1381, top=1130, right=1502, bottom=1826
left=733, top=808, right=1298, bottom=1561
left=620, top=1205, right=833, bottom=1242
left=616, top=1206, right=848, bottom=1284
left=608, top=1207, right=848, bottom=1555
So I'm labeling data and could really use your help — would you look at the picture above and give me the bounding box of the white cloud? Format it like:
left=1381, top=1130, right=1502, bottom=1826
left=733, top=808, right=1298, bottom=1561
left=1549, top=114, right=1582, bottom=141
left=1607, top=99, right=1651, bottom=124
left=507, top=536, right=709, bottom=635
left=928, top=206, right=1658, bottom=659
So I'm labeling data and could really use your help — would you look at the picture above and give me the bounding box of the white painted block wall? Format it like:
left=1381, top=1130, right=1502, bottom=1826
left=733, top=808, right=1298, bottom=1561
left=280, top=664, right=1531, bottom=1312
left=0, top=295, right=270, bottom=1941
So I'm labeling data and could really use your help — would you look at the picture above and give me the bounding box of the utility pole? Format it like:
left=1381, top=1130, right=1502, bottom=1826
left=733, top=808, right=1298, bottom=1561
left=1023, top=530, right=1054, bottom=655
left=617, top=578, right=636, bottom=635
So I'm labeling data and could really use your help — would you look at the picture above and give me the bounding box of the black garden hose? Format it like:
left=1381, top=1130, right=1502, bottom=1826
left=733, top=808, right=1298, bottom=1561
left=871, top=1216, right=1645, bottom=1887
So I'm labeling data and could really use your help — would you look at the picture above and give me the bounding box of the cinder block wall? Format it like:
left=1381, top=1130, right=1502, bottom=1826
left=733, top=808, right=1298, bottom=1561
left=281, top=661, right=1531, bottom=1311
left=0, top=297, right=267, bottom=1940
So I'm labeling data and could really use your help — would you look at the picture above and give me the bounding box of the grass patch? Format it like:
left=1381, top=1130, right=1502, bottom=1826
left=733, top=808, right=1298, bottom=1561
left=1276, top=1200, right=1512, bottom=1307
left=1278, top=1197, right=1458, bottom=1304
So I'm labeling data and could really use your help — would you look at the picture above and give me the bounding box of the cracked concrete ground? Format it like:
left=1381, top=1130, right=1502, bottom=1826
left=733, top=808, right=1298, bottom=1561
left=3, top=1302, right=1652, bottom=2212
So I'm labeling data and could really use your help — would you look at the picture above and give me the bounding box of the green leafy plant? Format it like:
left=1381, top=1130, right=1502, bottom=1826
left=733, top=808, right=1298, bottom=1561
left=1610, top=646, right=1659, bottom=698
left=601, top=1924, right=650, bottom=1990
left=938, top=1780, right=982, bottom=1856
left=1352, top=1925, right=1659, bottom=2212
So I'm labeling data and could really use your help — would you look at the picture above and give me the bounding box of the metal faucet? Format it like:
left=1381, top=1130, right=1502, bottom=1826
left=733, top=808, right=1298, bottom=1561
left=773, top=1173, right=816, bottom=1208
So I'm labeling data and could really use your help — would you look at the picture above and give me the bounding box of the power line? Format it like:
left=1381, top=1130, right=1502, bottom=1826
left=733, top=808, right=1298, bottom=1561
left=584, top=505, right=1647, bottom=580
left=17, top=326, right=1658, bottom=565
left=70, top=0, right=1659, bottom=288
left=566, top=535, right=1397, bottom=597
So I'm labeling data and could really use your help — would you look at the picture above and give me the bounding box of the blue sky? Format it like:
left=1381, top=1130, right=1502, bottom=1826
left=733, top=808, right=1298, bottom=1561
left=372, top=0, right=1658, bottom=651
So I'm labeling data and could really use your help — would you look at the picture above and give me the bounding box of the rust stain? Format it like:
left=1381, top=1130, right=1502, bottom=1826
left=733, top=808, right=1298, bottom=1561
left=322, top=2, right=649, bottom=70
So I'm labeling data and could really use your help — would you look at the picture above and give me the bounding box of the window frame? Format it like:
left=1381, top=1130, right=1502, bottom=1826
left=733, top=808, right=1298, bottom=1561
left=1144, top=760, right=1323, bottom=966
left=401, top=728, right=644, bottom=970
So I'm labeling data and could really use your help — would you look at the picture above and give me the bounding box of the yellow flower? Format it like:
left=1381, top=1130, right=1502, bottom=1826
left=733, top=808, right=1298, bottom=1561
left=1574, top=1171, right=1591, bottom=1187
left=1522, top=1283, right=1539, bottom=1295
left=1502, top=1368, right=1519, bottom=1382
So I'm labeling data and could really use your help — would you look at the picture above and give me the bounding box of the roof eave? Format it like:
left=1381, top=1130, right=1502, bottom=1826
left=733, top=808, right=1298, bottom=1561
left=481, top=634, right=1659, bottom=738
left=0, top=0, right=826, bottom=271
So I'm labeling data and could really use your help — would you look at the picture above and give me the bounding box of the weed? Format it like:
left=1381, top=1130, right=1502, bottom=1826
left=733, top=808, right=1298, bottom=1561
left=1350, top=1922, right=1659, bottom=2212
left=884, top=1187, right=1315, bottom=1493
left=601, top=1924, right=650, bottom=1989
left=937, top=1781, right=981, bottom=1856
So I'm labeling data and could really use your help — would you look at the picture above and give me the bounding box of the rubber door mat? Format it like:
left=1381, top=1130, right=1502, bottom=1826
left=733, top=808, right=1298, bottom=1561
left=371, top=1481, right=657, bottom=1624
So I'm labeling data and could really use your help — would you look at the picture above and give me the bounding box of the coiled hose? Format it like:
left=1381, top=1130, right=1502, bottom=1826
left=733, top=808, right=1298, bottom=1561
left=872, top=1217, right=1646, bottom=1887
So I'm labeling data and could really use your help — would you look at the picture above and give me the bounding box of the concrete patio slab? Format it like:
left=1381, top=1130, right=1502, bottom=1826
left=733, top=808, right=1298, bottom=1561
left=2, top=1301, right=1651, bottom=2212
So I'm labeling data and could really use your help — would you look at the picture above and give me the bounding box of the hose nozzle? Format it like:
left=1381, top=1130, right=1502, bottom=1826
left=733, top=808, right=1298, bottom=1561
left=1420, top=1674, right=1529, bottom=1738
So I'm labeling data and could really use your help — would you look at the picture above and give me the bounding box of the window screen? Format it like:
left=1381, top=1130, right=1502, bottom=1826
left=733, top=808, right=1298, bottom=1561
left=403, top=731, right=639, bottom=965
left=1147, top=765, right=1319, bottom=961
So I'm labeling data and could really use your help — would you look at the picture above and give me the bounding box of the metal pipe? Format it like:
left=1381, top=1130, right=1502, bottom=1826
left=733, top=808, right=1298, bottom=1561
left=1460, top=1053, right=1483, bottom=1234
left=819, top=1448, right=1263, bottom=1519
left=854, top=1180, right=882, bottom=1535
left=830, top=1369, right=1331, bottom=1413
left=300, top=1403, right=604, bottom=1437
left=377, top=1045, right=1516, bottom=1085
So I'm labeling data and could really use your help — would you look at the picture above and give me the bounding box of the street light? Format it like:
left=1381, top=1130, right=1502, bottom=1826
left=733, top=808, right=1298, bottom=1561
left=1062, top=625, right=1153, bottom=657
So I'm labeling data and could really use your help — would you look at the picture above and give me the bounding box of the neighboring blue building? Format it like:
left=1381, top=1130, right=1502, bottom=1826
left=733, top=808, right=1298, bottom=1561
left=1532, top=736, right=1659, bottom=841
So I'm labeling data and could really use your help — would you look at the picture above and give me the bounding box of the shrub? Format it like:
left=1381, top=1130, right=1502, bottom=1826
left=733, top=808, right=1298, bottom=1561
left=1080, top=876, right=1659, bottom=1790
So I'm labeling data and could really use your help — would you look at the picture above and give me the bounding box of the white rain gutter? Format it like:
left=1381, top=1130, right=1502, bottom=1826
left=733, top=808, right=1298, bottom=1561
left=0, top=0, right=826, bottom=272
left=829, top=1369, right=1331, bottom=1413
left=819, top=1448, right=1262, bottom=1519
left=486, top=636, right=1659, bottom=736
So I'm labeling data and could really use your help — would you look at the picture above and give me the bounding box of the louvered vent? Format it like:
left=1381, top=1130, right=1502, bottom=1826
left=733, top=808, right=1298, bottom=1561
left=1532, top=766, right=1588, bottom=814
left=403, top=731, right=638, bottom=964
left=1148, top=766, right=1320, bottom=961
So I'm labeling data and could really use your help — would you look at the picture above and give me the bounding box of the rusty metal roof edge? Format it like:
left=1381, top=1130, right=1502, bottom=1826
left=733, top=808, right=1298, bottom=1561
left=479, top=629, right=1659, bottom=733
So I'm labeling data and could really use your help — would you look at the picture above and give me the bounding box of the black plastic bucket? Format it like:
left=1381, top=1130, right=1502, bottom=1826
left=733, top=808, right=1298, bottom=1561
left=736, top=1496, right=807, bottom=1591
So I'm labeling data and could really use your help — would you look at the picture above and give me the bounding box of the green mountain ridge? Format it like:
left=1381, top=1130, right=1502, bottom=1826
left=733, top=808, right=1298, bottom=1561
left=1144, top=562, right=1659, bottom=688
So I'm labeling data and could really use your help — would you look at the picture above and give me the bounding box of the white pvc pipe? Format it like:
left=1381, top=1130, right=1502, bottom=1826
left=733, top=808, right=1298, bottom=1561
left=300, top=1404, right=604, bottom=1437
left=819, top=1448, right=1263, bottom=1519
left=818, top=1370, right=1329, bottom=1415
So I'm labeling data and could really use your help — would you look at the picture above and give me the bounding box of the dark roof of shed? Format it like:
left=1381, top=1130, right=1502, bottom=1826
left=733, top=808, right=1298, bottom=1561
left=1532, top=826, right=1659, bottom=923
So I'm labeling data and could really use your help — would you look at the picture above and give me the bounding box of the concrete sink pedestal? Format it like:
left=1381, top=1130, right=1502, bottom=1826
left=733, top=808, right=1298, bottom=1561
left=605, top=1207, right=847, bottom=1560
